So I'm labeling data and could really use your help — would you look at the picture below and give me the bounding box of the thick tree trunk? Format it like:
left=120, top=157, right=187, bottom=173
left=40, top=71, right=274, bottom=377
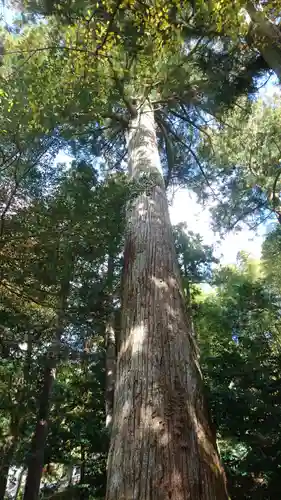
left=23, top=361, right=56, bottom=500
left=106, top=102, right=228, bottom=499
left=246, top=1, right=281, bottom=81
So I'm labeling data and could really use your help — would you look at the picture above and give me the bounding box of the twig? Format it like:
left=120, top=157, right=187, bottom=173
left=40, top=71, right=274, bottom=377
left=248, top=210, right=275, bottom=231
left=161, top=115, right=221, bottom=201
left=1, top=281, right=50, bottom=308
left=172, top=106, right=214, bottom=149
left=229, top=201, right=269, bottom=230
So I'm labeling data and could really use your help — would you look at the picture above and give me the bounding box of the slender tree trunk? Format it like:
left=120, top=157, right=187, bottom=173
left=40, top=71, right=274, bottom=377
left=23, top=361, right=56, bottom=500
left=0, top=434, right=18, bottom=500
left=105, top=317, right=116, bottom=430
left=14, top=468, right=25, bottom=500
left=67, top=465, right=73, bottom=487
left=58, top=465, right=73, bottom=491
left=104, top=254, right=117, bottom=431
left=23, top=273, right=72, bottom=500
left=0, top=461, right=10, bottom=500
left=80, top=445, right=86, bottom=485
left=79, top=445, right=88, bottom=500
left=246, top=1, right=281, bottom=81
left=106, top=101, right=228, bottom=500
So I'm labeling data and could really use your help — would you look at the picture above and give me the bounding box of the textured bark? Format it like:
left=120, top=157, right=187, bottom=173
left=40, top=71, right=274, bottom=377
left=106, top=102, right=228, bottom=499
left=246, top=1, right=281, bottom=81
left=184, top=281, right=196, bottom=340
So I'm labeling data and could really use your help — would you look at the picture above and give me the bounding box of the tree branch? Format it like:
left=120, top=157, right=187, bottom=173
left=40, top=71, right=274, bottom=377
left=161, top=114, right=219, bottom=200
left=108, top=60, right=137, bottom=119
left=155, top=112, right=175, bottom=189
left=272, top=168, right=281, bottom=203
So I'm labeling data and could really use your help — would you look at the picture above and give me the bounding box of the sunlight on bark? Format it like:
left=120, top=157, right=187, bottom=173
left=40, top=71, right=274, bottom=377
left=106, top=100, right=228, bottom=499
left=131, top=322, right=146, bottom=355
left=119, top=321, right=147, bottom=358
left=121, top=400, right=131, bottom=419
left=106, top=415, right=112, bottom=428
left=140, top=406, right=170, bottom=446
left=189, top=405, right=222, bottom=476
left=137, top=204, right=147, bottom=218
left=151, top=275, right=169, bottom=290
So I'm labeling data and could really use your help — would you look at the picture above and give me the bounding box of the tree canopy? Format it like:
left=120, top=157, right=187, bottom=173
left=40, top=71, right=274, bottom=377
left=198, top=92, right=281, bottom=232
left=1, top=1, right=281, bottom=499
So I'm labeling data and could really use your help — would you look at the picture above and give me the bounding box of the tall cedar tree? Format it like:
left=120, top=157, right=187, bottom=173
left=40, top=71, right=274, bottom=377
left=1, top=1, right=273, bottom=498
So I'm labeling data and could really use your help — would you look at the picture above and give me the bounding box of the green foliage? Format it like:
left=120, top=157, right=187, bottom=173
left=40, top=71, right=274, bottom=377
left=196, top=255, right=281, bottom=499
left=0, top=155, right=128, bottom=495
left=1, top=2, right=280, bottom=499
left=262, top=224, right=281, bottom=293
left=173, top=222, right=218, bottom=283
left=191, top=0, right=281, bottom=56
left=198, top=93, right=281, bottom=232
left=2, top=0, right=271, bottom=196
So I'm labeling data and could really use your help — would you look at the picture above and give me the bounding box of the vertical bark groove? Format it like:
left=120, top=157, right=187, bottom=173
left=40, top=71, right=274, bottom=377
left=106, top=102, right=228, bottom=499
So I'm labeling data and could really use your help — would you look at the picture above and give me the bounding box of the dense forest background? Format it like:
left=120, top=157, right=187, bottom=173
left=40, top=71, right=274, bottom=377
left=1, top=1, right=281, bottom=499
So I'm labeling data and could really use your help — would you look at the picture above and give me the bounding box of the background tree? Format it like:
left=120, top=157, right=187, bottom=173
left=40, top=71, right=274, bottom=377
left=262, top=223, right=281, bottom=293
left=189, top=0, right=281, bottom=81
left=0, top=158, right=129, bottom=499
left=198, top=93, right=281, bottom=232
left=195, top=252, right=281, bottom=499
